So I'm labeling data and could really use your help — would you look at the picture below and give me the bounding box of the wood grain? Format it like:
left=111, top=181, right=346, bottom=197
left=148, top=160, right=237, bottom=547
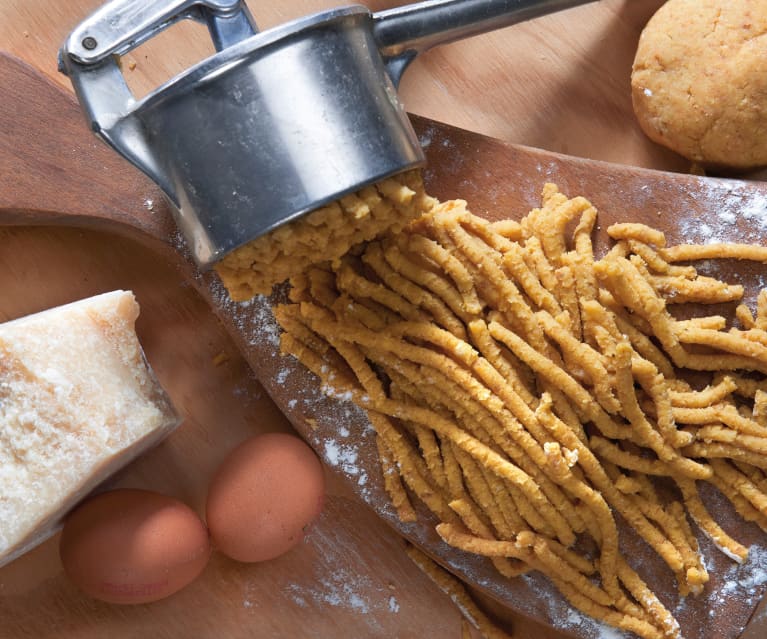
left=0, top=53, right=493, bottom=639
left=0, top=0, right=687, bottom=170
left=0, top=225, right=468, bottom=639
left=3, top=44, right=767, bottom=638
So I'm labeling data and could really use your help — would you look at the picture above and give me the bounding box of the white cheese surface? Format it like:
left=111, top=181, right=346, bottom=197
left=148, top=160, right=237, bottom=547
left=0, top=290, right=180, bottom=566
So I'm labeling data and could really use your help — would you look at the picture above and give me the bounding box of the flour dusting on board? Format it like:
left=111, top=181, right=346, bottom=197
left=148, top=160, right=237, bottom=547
left=205, top=278, right=281, bottom=349
left=276, top=507, right=405, bottom=635
left=527, top=538, right=767, bottom=639
left=323, top=440, right=359, bottom=476
left=418, top=126, right=435, bottom=150
left=284, top=567, right=372, bottom=614
left=674, top=178, right=767, bottom=244
left=313, top=398, right=373, bottom=497
left=705, top=545, right=767, bottom=627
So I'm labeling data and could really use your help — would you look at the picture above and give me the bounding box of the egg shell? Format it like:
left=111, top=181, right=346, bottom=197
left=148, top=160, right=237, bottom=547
left=59, top=489, right=210, bottom=604
left=206, top=432, right=325, bottom=563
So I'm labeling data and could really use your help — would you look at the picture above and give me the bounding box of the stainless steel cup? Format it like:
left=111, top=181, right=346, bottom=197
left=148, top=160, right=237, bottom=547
left=59, top=0, right=593, bottom=268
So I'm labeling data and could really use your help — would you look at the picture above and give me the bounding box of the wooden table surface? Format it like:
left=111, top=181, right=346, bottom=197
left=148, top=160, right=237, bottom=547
left=0, top=1, right=697, bottom=638
left=1, top=0, right=682, bottom=170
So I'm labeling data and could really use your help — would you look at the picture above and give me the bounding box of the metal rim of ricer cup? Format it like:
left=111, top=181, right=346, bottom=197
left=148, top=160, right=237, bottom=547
left=58, top=0, right=595, bottom=269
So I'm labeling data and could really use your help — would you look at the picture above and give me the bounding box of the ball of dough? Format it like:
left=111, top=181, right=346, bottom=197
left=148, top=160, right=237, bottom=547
left=631, top=0, right=767, bottom=169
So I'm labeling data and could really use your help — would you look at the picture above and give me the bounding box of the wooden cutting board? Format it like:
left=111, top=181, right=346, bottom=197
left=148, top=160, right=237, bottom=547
left=2, top=2, right=767, bottom=638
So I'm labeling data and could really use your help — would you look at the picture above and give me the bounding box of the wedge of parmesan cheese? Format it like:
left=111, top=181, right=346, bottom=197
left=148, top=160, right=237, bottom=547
left=0, top=290, right=180, bottom=566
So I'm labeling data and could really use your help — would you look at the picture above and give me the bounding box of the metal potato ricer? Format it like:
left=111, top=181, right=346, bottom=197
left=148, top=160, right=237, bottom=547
left=59, top=0, right=593, bottom=268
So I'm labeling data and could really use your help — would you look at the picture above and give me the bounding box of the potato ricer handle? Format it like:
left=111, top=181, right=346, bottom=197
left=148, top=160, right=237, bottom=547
left=58, top=0, right=258, bottom=204
left=64, top=0, right=257, bottom=63
left=373, top=0, right=596, bottom=84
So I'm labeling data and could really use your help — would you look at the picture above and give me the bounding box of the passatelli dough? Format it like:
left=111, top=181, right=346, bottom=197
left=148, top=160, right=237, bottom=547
left=215, top=170, right=435, bottom=300
left=631, top=0, right=767, bottom=169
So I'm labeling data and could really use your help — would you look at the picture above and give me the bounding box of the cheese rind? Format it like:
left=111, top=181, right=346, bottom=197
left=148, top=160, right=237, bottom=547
left=0, top=290, right=180, bottom=566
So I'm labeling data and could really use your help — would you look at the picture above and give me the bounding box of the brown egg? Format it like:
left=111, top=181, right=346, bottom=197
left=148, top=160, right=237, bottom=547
left=206, top=432, right=325, bottom=562
left=60, top=489, right=210, bottom=604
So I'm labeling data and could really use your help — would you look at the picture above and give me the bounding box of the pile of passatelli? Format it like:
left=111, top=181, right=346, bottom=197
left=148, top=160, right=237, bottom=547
left=273, top=184, right=767, bottom=639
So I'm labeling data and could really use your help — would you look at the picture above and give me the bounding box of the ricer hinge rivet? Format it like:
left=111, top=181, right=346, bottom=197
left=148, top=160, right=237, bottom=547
left=81, top=36, right=98, bottom=50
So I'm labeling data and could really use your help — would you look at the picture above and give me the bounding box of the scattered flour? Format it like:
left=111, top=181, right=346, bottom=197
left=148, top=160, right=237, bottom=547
left=275, top=367, right=289, bottom=385
left=707, top=545, right=767, bottom=617
left=563, top=608, right=626, bottom=639
left=284, top=566, right=372, bottom=615
left=204, top=272, right=282, bottom=351
left=741, top=193, right=767, bottom=231
left=323, top=440, right=361, bottom=478
left=674, top=178, right=767, bottom=245
left=532, top=541, right=767, bottom=639
left=418, top=126, right=435, bottom=149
